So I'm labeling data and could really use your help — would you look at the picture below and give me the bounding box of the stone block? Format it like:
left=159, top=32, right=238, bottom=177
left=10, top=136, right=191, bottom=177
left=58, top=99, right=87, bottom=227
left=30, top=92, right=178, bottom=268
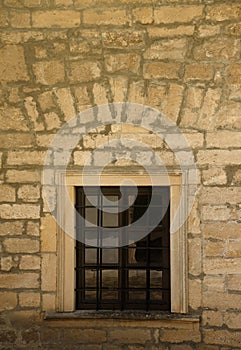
left=202, top=167, right=227, bottom=186
left=32, top=10, right=80, bottom=28
left=0, top=45, right=29, bottom=83
left=83, top=8, right=128, bottom=25
left=0, top=106, right=28, bottom=131
left=193, top=38, right=240, bottom=61
left=109, top=329, right=151, bottom=344
left=160, top=329, right=201, bottom=343
left=227, top=275, right=241, bottom=292
left=102, top=30, right=144, bottom=48
left=144, top=62, right=181, bottom=79
left=204, top=329, right=241, bottom=347
left=0, top=133, right=34, bottom=148
left=197, top=150, right=241, bottom=166
left=144, top=39, right=188, bottom=60
left=69, top=61, right=101, bottom=83
left=40, top=214, right=56, bottom=252
left=10, top=9, right=30, bottom=28
left=41, top=253, right=57, bottom=291
left=148, top=25, right=194, bottom=38
left=7, top=151, right=46, bottom=165
left=105, top=53, right=141, bottom=74
left=0, top=273, right=39, bottom=289
left=0, top=185, right=16, bottom=202
left=132, top=7, right=153, bottom=24
left=20, top=255, right=40, bottom=270
left=197, top=24, right=220, bottom=37
left=18, top=185, right=40, bottom=202
left=19, top=292, right=40, bottom=307
left=33, top=60, right=65, bottom=85
left=0, top=292, right=17, bottom=311
left=0, top=221, right=23, bottom=236
left=206, top=4, right=241, bottom=22
left=6, top=170, right=41, bottom=183
left=4, top=238, right=39, bottom=253
left=54, top=88, right=76, bottom=122
left=188, top=238, right=202, bottom=276
left=63, top=328, right=107, bottom=343
left=202, top=311, right=223, bottom=327
left=184, top=63, right=214, bottom=81
left=154, top=6, right=203, bottom=24
left=204, top=258, right=241, bottom=275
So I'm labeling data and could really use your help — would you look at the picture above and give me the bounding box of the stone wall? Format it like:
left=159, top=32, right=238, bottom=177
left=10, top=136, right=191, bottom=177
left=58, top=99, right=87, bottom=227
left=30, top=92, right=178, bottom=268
left=0, top=0, right=241, bottom=349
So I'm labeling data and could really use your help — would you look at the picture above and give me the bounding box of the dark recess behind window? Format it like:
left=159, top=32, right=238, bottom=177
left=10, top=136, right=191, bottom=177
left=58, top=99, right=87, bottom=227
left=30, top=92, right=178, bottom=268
left=75, top=186, right=170, bottom=311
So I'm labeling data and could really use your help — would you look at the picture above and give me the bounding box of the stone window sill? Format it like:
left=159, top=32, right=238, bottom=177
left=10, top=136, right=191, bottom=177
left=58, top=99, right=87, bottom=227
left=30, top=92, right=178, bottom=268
left=45, top=311, right=200, bottom=325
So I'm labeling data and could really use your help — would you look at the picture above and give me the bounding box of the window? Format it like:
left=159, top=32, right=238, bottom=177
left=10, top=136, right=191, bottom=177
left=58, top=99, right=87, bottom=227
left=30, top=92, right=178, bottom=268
left=75, top=186, right=170, bottom=311
left=56, top=171, right=188, bottom=314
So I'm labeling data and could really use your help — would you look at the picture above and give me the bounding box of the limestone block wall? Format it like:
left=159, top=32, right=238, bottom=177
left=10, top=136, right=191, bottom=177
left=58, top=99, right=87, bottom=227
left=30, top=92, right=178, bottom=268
left=0, top=0, right=241, bottom=349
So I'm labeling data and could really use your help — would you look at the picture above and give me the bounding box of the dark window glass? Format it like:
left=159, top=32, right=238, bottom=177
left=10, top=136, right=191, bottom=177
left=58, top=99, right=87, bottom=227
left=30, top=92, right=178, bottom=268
left=75, top=186, right=170, bottom=311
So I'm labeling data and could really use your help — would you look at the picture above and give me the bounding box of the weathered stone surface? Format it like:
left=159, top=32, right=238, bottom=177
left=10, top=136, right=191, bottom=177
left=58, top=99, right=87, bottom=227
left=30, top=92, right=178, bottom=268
left=7, top=151, right=46, bottom=165
left=197, top=150, right=241, bottom=165
left=40, top=214, right=56, bottom=252
left=184, top=63, right=214, bottom=81
left=20, top=255, right=40, bottom=270
left=102, top=30, right=144, bottom=48
left=160, top=329, right=201, bottom=343
left=109, top=329, right=151, bottom=343
left=41, top=253, right=57, bottom=291
left=69, top=61, right=101, bottom=83
left=0, top=273, right=39, bottom=289
left=0, top=221, right=23, bottom=236
left=0, top=185, right=16, bottom=202
left=19, top=292, right=40, bottom=307
left=133, top=7, right=153, bottom=24
left=144, top=62, right=181, bottom=79
left=0, top=204, right=40, bottom=219
left=32, top=10, right=80, bottom=28
left=148, top=25, right=194, bottom=38
left=154, top=6, right=203, bottom=24
left=0, top=107, right=28, bottom=131
left=144, top=39, right=188, bottom=60
left=18, top=185, right=40, bottom=202
left=0, top=292, right=17, bottom=311
left=10, top=9, right=31, bottom=28
left=0, top=45, right=28, bottom=83
left=6, top=170, right=41, bottom=183
left=0, top=1, right=241, bottom=349
left=4, top=238, right=39, bottom=253
left=193, top=38, right=240, bottom=61
left=83, top=8, right=128, bottom=25
left=33, top=60, right=65, bottom=85
left=105, top=53, right=141, bottom=74
left=206, top=4, right=241, bottom=22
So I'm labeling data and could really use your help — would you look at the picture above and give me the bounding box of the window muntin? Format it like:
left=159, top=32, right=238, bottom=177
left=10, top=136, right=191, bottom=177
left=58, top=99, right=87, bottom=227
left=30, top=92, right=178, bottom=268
left=75, top=186, right=170, bottom=311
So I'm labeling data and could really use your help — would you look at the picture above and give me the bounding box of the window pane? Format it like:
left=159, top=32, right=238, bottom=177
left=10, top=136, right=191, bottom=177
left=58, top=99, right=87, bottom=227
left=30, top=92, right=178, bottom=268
left=103, top=195, right=118, bottom=206
left=85, top=248, right=97, bottom=264
left=101, top=270, right=118, bottom=288
left=128, top=270, right=146, bottom=287
left=150, top=270, right=162, bottom=288
left=101, top=291, right=118, bottom=300
left=85, top=270, right=96, bottom=288
left=84, top=231, right=98, bottom=246
left=129, top=291, right=146, bottom=300
left=85, top=195, right=98, bottom=207
left=85, top=208, right=97, bottom=226
left=102, top=249, right=118, bottom=264
left=102, top=212, right=118, bottom=227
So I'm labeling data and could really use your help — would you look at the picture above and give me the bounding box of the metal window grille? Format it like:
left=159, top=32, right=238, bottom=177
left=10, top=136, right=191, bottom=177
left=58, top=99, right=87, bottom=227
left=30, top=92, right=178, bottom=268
left=75, top=186, right=170, bottom=311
